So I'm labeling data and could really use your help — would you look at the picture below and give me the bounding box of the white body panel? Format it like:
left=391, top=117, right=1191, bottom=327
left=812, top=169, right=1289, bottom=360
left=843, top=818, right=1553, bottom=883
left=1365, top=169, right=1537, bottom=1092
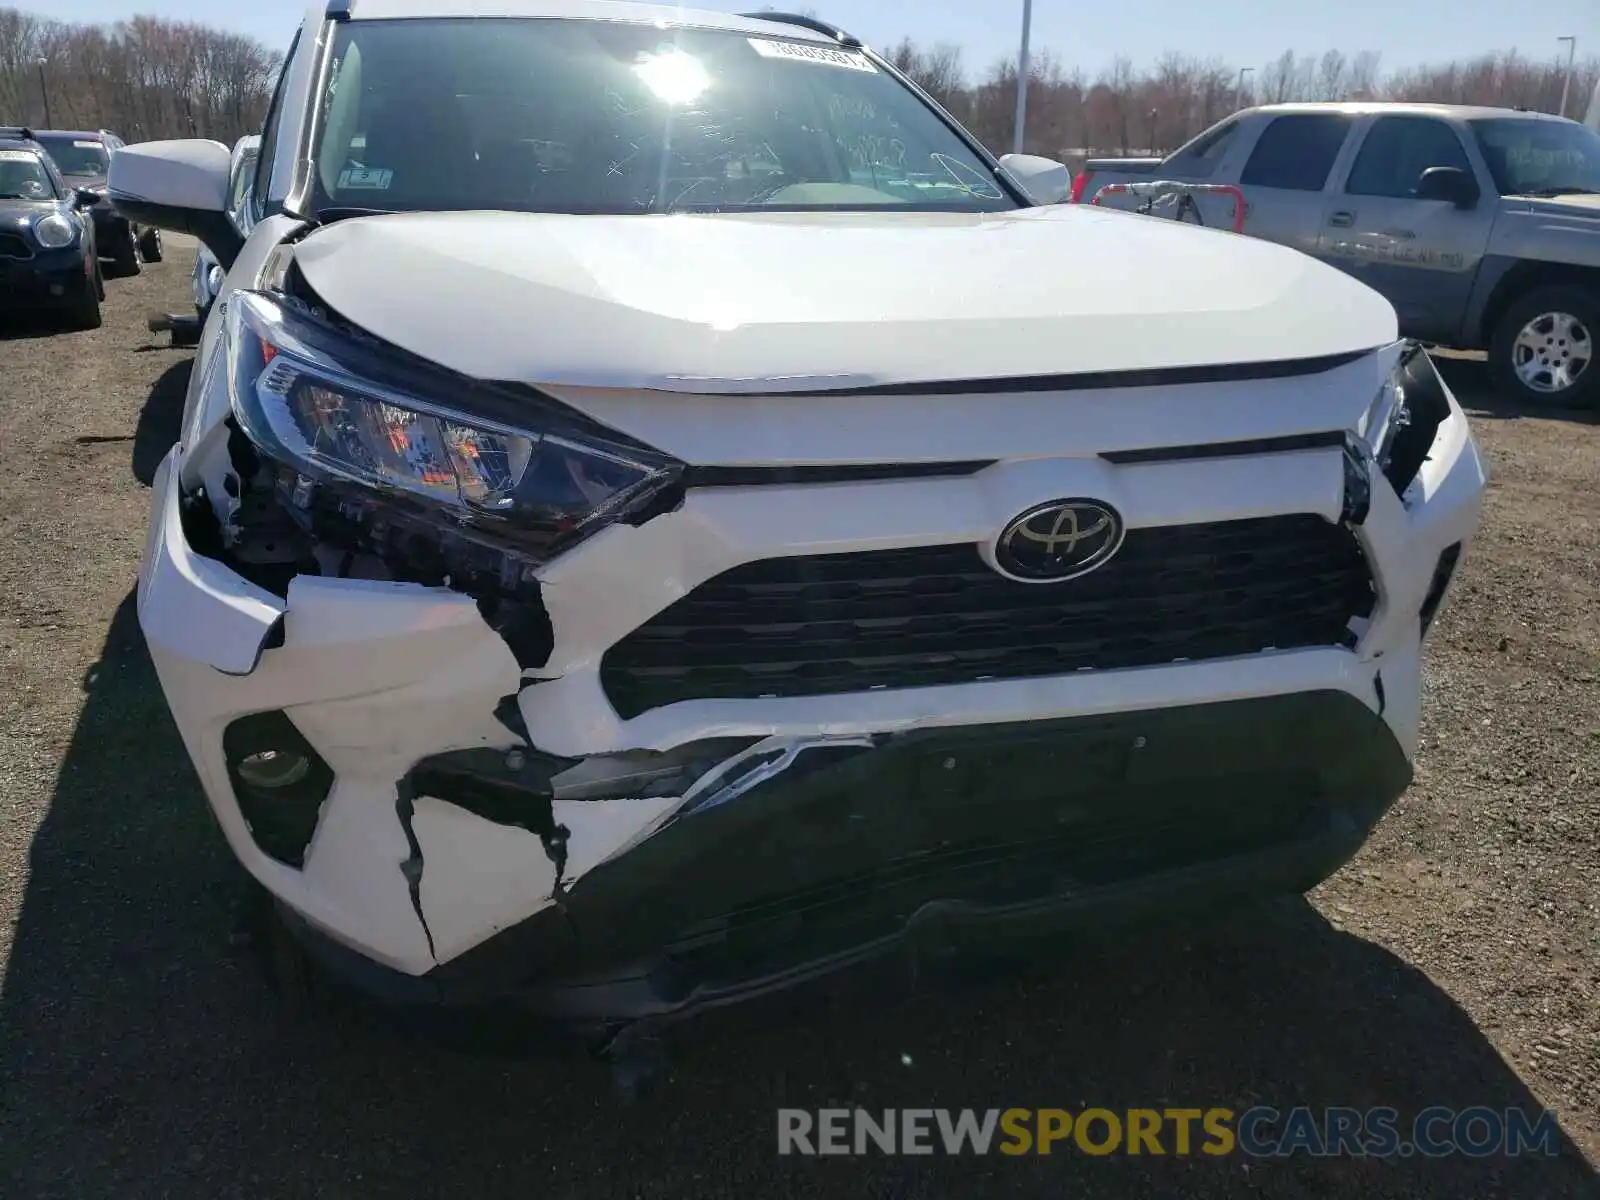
left=107, top=138, right=230, bottom=212
left=129, top=0, right=1485, bottom=983
left=140, top=381, right=1485, bottom=971
left=293, top=206, right=1397, bottom=393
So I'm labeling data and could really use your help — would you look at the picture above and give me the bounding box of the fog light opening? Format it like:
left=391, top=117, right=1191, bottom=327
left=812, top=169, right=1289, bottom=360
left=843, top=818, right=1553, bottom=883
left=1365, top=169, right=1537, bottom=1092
left=222, top=711, right=335, bottom=867
left=236, top=749, right=312, bottom=789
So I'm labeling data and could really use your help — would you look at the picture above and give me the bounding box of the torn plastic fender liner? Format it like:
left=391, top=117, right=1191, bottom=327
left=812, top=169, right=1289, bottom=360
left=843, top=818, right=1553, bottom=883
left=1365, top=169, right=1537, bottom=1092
left=139, top=448, right=286, bottom=675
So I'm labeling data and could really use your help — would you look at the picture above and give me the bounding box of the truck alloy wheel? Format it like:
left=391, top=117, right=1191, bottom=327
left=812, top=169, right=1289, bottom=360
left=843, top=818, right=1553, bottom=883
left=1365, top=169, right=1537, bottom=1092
left=1491, top=286, right=1600, bottom=409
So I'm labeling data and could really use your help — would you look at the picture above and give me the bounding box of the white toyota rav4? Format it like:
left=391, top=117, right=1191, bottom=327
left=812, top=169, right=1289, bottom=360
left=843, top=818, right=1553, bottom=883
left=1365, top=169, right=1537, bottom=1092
left=111, top=1, right=1485, bottom=1023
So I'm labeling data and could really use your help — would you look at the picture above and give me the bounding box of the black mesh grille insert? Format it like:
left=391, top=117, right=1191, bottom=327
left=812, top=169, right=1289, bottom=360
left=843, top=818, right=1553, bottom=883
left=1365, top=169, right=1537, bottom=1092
left=601, top=514, right=1374, bottom=718
left=0, top=231, right=32, bottom=260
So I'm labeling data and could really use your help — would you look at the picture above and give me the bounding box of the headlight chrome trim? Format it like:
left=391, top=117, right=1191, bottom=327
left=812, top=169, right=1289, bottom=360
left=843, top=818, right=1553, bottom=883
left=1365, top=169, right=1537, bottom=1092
left=32, top=211, right=78, bottom=250
left=1356, top=341, right=1448, bottom=504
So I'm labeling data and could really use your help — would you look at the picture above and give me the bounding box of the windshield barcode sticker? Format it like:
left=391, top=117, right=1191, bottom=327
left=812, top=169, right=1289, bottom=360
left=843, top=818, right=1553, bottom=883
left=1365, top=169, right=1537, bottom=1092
left=337, top=167, right=392, bottom=190
left=748, top=38, right=876, bottom=72
left=74, top=140, right=99, bottom=148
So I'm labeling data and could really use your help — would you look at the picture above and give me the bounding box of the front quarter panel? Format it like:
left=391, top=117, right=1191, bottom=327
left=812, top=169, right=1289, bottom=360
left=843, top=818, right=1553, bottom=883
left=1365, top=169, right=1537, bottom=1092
left=179, top=213, right=307, bottom=446
left=1486, top=199, right=1600, bottom=268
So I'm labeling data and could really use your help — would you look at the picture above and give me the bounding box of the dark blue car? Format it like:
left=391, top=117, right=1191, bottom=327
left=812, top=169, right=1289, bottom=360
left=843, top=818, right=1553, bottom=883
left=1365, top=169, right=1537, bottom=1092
left=0, top=132, right=103, bottom=329
left=31, top=128, right=163, bottom=276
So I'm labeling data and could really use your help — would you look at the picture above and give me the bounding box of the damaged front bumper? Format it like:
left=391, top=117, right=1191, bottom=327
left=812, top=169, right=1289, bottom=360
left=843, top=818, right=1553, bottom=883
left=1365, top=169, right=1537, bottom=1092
left=285, top=690, right=1411, bottom=1020
left=138, top=344, right=1484, bottom=1022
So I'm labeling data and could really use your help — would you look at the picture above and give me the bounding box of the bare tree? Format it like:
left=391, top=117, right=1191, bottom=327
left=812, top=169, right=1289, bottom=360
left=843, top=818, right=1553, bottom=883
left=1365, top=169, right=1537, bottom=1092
left=0, top=6, right=280, bottom=144
left=1347, top=50, right=1383, bottom=100
left=1312, top=50, right=1348, bottom=101
left=898, top=34, right=1595, bottom=157
left=885, top=37, right=968, bottom=118
left=10, top=3, right=1596, bottom=165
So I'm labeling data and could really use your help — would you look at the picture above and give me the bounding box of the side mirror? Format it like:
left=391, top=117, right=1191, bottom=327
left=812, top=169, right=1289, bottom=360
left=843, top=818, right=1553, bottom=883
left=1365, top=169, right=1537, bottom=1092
left=108, top=139, right=244, bottom=269
left=999, top=153, right=1075, bottom=205
left=1416, top=166, right=1479, bottom=209
left=72, top=187, right=101, bottom=210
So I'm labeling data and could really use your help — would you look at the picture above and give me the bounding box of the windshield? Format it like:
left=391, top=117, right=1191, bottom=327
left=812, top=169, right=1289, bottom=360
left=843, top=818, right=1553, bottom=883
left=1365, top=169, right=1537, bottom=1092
left=0, top=150, right=54, bottom=200
left=1470, top=119, right=1600, bottom=196
left=311, top=18, right=1016, bottom=216
left=34, top=135, right=109, bottom=178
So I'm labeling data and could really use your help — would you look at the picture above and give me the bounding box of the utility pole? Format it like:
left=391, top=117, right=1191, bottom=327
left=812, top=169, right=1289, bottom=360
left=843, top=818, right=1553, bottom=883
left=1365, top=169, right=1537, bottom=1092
left=1558, top=36, right=1577, bottom=118
left=36, top=58, right=52, bottom=128
left=1236, top=66, right=1253, bottom=110
left=1013, top=0, right=1033, bottom=155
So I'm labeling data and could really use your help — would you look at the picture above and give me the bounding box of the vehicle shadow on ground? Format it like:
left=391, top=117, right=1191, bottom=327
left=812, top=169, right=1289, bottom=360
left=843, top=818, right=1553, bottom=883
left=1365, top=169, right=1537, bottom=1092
left=0, top=313, right=78, bottom=342
left=1433, top=355, right=1600, bottom=426
left=1, top=603, right=1595, bottom=1197
left=130, top=358, right=191, bottom=487
left=0, top=368, right=1595, bottom=1198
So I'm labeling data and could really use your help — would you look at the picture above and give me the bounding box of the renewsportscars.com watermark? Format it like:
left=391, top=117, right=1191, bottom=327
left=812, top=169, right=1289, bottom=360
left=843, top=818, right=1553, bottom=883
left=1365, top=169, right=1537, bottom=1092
left=777, top=1106, right=1563, bottom=1158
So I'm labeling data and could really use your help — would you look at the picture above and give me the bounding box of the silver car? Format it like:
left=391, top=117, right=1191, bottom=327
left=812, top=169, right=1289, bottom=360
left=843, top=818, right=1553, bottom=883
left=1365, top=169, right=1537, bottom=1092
left=1082, top=103, right=1600, bottom=408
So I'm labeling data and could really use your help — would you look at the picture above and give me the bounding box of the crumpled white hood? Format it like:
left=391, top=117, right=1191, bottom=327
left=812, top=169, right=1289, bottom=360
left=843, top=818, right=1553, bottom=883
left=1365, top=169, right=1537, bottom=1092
left=291, top=205, right=1397, bottom=393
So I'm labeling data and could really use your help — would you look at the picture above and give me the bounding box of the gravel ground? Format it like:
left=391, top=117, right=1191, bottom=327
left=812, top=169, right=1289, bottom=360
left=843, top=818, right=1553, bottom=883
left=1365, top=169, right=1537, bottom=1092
left=0, top=241, right=1596, bottom=1198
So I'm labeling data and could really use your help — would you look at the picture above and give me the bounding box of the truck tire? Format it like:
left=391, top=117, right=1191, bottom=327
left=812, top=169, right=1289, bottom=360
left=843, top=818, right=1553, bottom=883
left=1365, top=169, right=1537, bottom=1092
left=138, top=226, right=163, bottom=263
left=1490, top=285, right=1600, bottom=409
left=111, top=224, right=141, bottom=277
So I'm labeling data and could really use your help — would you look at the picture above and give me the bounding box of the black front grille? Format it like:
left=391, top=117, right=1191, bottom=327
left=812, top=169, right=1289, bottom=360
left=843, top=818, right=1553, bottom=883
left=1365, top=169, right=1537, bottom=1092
left=600, top=515, right=1374, bottom=718
left=0, top=231, right=32, bottom=260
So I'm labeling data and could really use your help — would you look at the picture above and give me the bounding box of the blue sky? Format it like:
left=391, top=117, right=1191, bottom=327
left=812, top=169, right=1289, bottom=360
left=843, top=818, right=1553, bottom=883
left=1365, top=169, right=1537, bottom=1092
left=42, top=0, right=1600, bottom=80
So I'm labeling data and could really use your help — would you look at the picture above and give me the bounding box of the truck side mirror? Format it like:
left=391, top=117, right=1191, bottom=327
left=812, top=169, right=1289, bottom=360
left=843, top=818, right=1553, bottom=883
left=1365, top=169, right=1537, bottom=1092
left=998, top=153, right=1074, bottom=205
left=1416, top=166, right=1479, bottom=209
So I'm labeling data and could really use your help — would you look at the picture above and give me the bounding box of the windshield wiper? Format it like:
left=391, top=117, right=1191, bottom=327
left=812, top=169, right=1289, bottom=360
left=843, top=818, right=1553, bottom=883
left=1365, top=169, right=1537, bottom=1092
left=1522, top=185, right=1600, bottom=197
left=0, top=192, right=34, bottom=200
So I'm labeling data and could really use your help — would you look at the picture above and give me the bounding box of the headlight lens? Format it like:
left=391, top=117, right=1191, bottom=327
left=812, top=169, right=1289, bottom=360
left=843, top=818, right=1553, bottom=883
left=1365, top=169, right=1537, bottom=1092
left=225, top=291, right=680, bottom=563
left=1356, top=343, right=1451, bottom=501
left=1359, top=367, right=1411, bottom=474
left=33, top=212, right=77, bottom=250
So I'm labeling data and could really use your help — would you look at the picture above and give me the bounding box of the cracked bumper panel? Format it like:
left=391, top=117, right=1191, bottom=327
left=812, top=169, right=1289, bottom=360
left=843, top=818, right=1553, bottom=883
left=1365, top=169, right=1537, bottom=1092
left=1349, top=370, right=1484, bottom=755
left=141, top=448, right=565, bottom=974
left=297, top=690, right=1412, bottom=1018
left=140, top=365, right=1480, bottom=989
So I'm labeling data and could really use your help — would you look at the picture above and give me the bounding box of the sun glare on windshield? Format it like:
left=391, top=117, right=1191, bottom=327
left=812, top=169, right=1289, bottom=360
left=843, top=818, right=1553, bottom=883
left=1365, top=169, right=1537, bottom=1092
left=634, top=46, right=712, bottom=105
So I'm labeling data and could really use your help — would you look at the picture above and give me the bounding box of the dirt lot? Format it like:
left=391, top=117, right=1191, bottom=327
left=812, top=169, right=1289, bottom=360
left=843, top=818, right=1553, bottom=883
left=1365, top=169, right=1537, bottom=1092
left=0, top=240, right=1596, bottom=1197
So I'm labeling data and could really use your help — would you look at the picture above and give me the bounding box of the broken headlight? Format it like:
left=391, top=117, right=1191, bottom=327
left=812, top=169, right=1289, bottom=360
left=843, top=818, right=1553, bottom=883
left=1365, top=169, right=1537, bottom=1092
left=224, top=290, right=681, bottom=562
left=1358, top=364, right=1411, bottom=477
left=1357, top=343, right=1450, bottom=500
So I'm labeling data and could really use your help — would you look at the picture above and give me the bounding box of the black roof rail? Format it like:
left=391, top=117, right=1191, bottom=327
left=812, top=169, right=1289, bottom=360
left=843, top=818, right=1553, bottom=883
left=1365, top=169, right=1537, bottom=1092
left=741, top=11, right=861, bottom=49
left=0, top=126, right=36, bottom=140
